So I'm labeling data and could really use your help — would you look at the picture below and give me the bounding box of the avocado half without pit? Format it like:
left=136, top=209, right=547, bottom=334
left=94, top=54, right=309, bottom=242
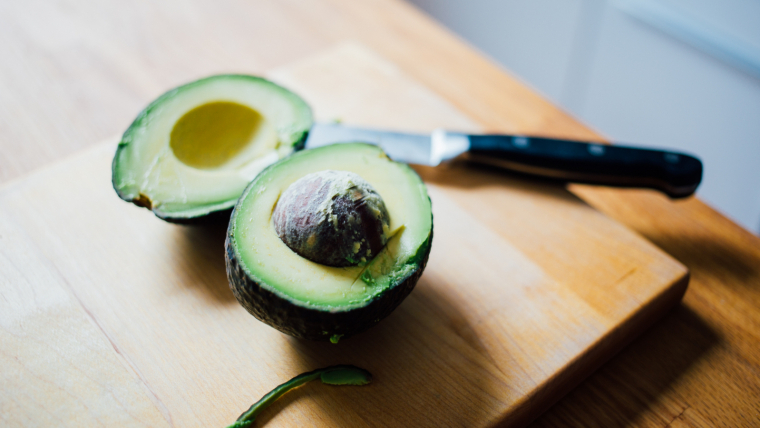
left=112, top=75, right=312, bottom=223
left=225, top=143, right=433, bottom=341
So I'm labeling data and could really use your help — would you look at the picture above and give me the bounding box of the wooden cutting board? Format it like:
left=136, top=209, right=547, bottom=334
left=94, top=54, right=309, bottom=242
left=0, top=42, right=688, bottom=427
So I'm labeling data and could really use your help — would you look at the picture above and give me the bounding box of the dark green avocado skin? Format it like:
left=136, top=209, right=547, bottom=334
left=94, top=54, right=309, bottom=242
left=224, top=222, right=432, bottom=341
left=157, top=207, right=233, bottom=226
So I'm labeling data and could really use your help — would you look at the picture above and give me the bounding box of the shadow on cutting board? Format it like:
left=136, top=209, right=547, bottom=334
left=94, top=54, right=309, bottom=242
left=257, top=275, right=514, bottom=427
left=175, top=221, right=237, bottom=304
left=414, top=162, right=584, bottom=206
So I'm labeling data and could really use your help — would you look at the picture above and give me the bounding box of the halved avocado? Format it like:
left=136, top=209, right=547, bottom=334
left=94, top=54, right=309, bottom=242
left=112, top=75, right=312, bottom=223
left=225, top=143, right=433, bottom=341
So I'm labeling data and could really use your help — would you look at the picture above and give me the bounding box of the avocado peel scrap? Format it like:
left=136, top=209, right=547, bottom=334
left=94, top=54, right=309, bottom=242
left=226, top=365, right=372, bottom=427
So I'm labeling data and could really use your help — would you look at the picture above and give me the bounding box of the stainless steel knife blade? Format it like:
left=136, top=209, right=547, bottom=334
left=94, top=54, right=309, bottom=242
left=304, top=122, right=469, bottom=166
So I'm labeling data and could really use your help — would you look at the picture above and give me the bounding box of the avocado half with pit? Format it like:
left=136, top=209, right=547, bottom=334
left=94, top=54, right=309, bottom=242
left=112, top=75, right=312, bottom=223
left=225, top=143, right=433, bottom=341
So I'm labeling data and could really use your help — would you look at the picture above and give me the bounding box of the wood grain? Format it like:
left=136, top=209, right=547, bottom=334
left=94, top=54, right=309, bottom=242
left=1, top=43, right=688, bottom=427
left=1, top=0, right=759, bottom=426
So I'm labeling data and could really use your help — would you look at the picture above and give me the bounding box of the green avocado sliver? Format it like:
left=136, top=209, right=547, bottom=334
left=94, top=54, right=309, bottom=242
left=226, top=365, right=372, bottom=427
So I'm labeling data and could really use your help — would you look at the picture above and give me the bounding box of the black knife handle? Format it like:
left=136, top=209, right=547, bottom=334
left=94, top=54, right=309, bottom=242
left=466, top=135, right=703, bottom=198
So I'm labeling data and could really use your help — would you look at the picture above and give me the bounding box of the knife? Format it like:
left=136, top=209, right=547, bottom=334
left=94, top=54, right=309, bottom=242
left=304, top=123, right=703, bottom=199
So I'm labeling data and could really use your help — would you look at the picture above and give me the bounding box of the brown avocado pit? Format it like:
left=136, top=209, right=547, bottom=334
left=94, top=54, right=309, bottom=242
left=272, top=170, right=391, bottom=267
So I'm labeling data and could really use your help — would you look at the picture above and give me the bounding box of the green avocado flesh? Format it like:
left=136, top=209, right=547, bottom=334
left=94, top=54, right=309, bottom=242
left=226, top=143, right=433, bottom=340
left=112, top=75, right=312, bottom=221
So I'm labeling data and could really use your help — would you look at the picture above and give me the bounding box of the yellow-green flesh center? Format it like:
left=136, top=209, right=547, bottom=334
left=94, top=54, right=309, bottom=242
left=170, top=101, right=274, bottom=170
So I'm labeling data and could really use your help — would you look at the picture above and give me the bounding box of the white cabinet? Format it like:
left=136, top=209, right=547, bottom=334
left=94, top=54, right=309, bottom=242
left=409, top=0, right=760, bottom=233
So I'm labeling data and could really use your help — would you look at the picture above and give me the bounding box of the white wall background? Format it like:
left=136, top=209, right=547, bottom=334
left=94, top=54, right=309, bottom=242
left=409, top=0, right=760, bottom=234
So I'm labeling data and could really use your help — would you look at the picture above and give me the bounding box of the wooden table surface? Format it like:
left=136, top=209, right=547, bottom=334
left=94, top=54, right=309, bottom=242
left=1, top=0, right=758, bottom=426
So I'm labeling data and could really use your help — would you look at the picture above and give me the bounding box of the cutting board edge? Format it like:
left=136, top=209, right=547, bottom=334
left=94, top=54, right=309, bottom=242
left=505, top=270, right=690, bottom=427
